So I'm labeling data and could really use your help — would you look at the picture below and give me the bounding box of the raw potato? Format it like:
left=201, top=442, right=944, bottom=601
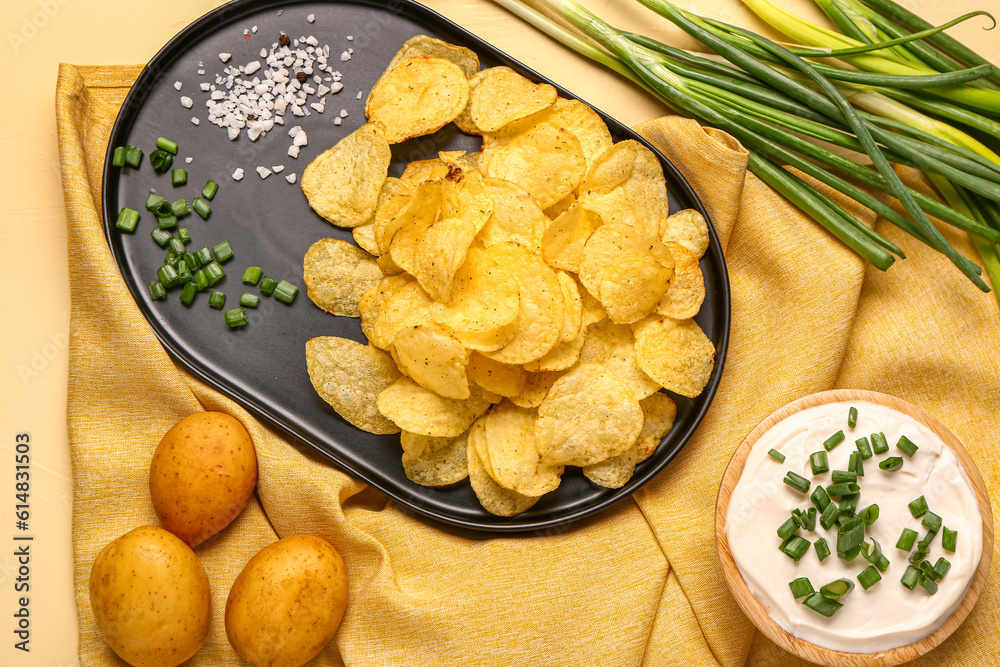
left=89, top=526, right=211, bottom=667
left=226, top=535, right=349, bottom=667
left=149, top=412, right=257, bottom=548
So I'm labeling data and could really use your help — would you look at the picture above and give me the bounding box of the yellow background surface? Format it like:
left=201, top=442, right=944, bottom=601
left=2, top=0, right=999, bottom=665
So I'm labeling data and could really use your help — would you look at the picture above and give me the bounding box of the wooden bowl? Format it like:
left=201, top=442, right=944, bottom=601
left=716, top=389, right=993, bottom=667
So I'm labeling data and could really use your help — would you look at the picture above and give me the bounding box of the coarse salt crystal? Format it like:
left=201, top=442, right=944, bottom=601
left=330, top=81, right=343, bottom=93
left=174, top=81, right=183, bottom=90
left=228, top=126, right=240, bottom=140
left=256, top=166, right=272, bottom=179
left=197, top=69, right=205, bottom=75
left=233, top=167, right=245, bottom=181
left=286, top=173, right=297, bottom=184
left=180, top=96, right=194, bottom=108
left=293, top=131, right=308, bottom=146
left=260, top=48, right=267, bottom=58
left=339, top=108, right=349, bottom=118
left=185, top=157, right=193, bottom=164
left=288, top=144, right=301, bottom=158
left=272, top=165, right=285, bottom=173
left=288, top=125, right=302, bottom=137
left=307, top=13, right=315, bottom=22
left=220, top=53, right=232, bottom=62
left=200, top=82, right=211, bottom=92
left=191, top=116, right=200, bottom=125
left=252, top=25, right=258, bottom=33
left=340, top=51, right=351, bottom=62
left=334, top=117, right=342, bottom=126
left=310, top=101, right=324, bottom=113
left=356, top=90, right=362, bottom=99
left=347, top=35, right=354, bottom=40
left=245, top=61, right=261, bottom=75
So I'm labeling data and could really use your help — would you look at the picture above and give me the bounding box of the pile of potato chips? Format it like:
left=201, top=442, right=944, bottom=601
left=301, top=35, right=716, bottom=516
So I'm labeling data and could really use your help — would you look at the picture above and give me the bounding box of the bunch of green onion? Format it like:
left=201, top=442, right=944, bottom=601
left=490, top=0, right=1000, bottom=302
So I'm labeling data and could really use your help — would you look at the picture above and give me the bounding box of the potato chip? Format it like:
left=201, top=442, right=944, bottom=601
left=481, top=242, right=565, bottom=365
left=412, top=215, right=479, bottom=303
left=392, top=323, right=470, bottom=399
left=368, top=177, right=412, bottom=253
left=453, top=69, right=490, bottom=136
left=352, top=222, right=380, bottom=256
left=477, top=178, right=550, bottom=253
left=377, top=252, right=403, bottom=276
left=635, top=392, right=677, bottom=462
left=535, top=363, right=643, bottom=466
left=484, top=121, right=586, bottom=210
left=305, top=337, right=401, bottom=434
left=467, top=426, right=539, bottom=517
left=632, top=316, right=716, bottom=398
left=578, top=222, right=674, bottom=306
left=370, top=280, right=434, bottom=350
left=509, top=369, right=564, bottom=409
left=378, top=179, right=438, bottom=256
left=578, top=140, right=668, bottom=238
left=399, top=157, right=450, bottom=186
left=598, top=254, right=672, bottom=324
left=466, top=352, right=527, bottom=398
left=576, top=319, right=660, bottom=400
left=521, top=329, right=586, bottom=373
left=470, top=66, right=557, bottom=133
left=440, top=166, right=493, bottom=234
left=386, top=35, right=480, bottom=78
left=482, top=401, right=563, bottom=496
left=400, top=429, right=470, bottom=486
left=583, top=445, right=637, bottom=489
left=366, top=57, right=470, bottom=144
left=655, top=241, right=705, bottom=320
left=303, top=239, right=384, bottom=317
left=377, top=376, right=492, bottom=437
left=662, top=208, right=710, bottom=259
left=359, top=275, right=413, bottom=343
left=541, top=203, right=601, bottom=274
left=431, top=247, right=520, bottom=352
left=579, top=281, right=607, bottom=329
left=301, top=123, right=391, bottom=227
left=555, top=272, right=582, bottom=343
left=531, top=97, right=613, bottom=170
left=544, top=192, right=577, bottom=219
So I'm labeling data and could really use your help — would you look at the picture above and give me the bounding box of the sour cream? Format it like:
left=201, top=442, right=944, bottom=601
left=726, top=401, right=983, bottom=653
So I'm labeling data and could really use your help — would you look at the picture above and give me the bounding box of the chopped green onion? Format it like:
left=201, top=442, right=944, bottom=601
left=172, top=199, right=190, bottom=218
left=860, top=536, right=883, bottom=563
left=861, top=504, right=879, bottom=526
left=909, top=495, right=928, bottom=518
left=192, top=197, right=211, bottom=219
left=805, top=507, right=817, bottom=532
left=177, top=226, right=192, bottom=245
left=838, top=494, right=858, bottom=515
left=259, top=275, right=278, bottom=295
left=192, top=270, right=209, bottom=292
left=150, top=227, right=172, bottom=247
left=920, top=575, right=939, bottom=595
left=274, top=280, right=298, bottom=303
left=112, top=146, right=126, bottom=167
left=871, top=432, right=889, bottom=455
left=169, top=237, right=185, bottom=255
left=155, top=137, right=178, bottom=154
left=832, top=469, right=857, bottom=484
left=820, top=578, right=855, bottom=599
left=879, top=456, right=903, bottom=471
left=789, top=577, right=815, bottom=598
left=156, top=214, right=178, bottom=230
left=815, top=537, right=831, bottom=561
left=176, top=261, right=191, bottom=285
left=790, top=508, right=806, bottom=531
left=195, top=246, right=213, bottom=266
left=203, top=261, right=226, bottom=286
left=239, top=293, right=260, bottom=308
left=149, top=149, right=172, bottom=173
left=910, top=546, right=929, bottom=565
left=942, top=527, right=957, bottom=553
left=212, top=241, right=234, bottom=263
left=171, top=168, right=187, bottom=187
left=242, top=267, right=263, bottom=286
left=124, top=145, right=142, bottom=168
left=858, top=565, right=882, bottom=590
left=934, top=557, right=951, bottom=579
left=768, top=448, right=786, bottom=463
left=837, top=515, right=866, bottom=556
left=224, top=307, right=249, bottom=328
left=922, top=511, right=942, bottom=532
left=783, top=471, right=811, bottom=494
left=820, top=501, right=839, bottom=530
left=823, top=430, right=846, bottom=451
left=145, top=193, right=167, bottom=211
left=777, top=515, right=799, bottom=540
left=208, top=290, right=226, bottom=309
left=897, top=435, right=919, bottom=457
left=780, top=535, right=812, bottom=561
left=201, top=180, right=218, bottom=200
left=148, top=280, right=166, bottom=301
left=849, top=451, right=863, bottom=477
left=180, top=282, right=197, bottom=306
left=157, top=264, right=180, bottom=289
left=802, top=591, right=843, bottom=617
left=848, top=406, right=858, bottom=428
left=855, top=437, right=873, bottom=460
left=163, top=249, right=179, bottom=268
left=897, top=528, right=918, bottom=551
left=826, top=481, right=859, bottom=497
left=901, top=565, right=921, bottom=590
left=115, top=207, right=140, bottom=233
left=919, top=560, right=940, bottom=581
left=811, top=485, right=832, bottom=511
left=809, top=451, right=829, bottom=475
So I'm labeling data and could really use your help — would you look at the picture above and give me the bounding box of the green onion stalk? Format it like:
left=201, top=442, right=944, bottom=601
left=488, top=0, right=1000, bottom=303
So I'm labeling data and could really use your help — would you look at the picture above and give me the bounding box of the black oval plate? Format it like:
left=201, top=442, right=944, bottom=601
left=102, top=0, right=731, bottom=533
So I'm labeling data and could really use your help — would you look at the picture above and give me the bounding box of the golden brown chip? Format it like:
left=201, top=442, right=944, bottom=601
left=466, top=352, right=528, bottom=398
left=480, top=242, right=565, bottom=365
left=392, top=323, right=470, bottom=400
left=635, top=392, right=677, bottom=462
left=483, top=401, right=563, bottom=496
left=535, top=363, right=643, bottom=466
left=301, top=123, right=391, bottom=227
left=377, top=252, right=403, bottom=276
left=576, top=319, right=660, bottom=400
left=366, top=57, right=470, bottom=144
left=399, top=157, right=450, bottom=186
left=352, top=222, right=380, bottom=256
left=470, top=66, right=557, bottom=133
left=544, top=191, right=577, bottom=219
left=578, top=222, right=674, bottom=310
left=431, top=247, right=520, bottom=352
left=509, top=369, right=564, bottom=409
left=467, top=426, right=539, bottom=517
left=598, top=254, right=672, bottom=325
left=531, top=97, right=613, bottom=171
left=386, top=35, right=480, bottom=78
left=379, top=179, right=439, bottom=256
left=370, top=177, right=412, bottom=253
left=578, top=139, right=668, bottom=238
left=477, top=178, right=550, bottom=253
left=359, top=274, right=413, bottom=343
left=453, top=69, right=490, bottom=136
left=484, top=121, right=586, bottom=210
left=303, top=239, right=384, bottom=317
left=541, top=203, right=601, bottom=274
left=412, top=215, right=479, bottom=303
left=369, top=280, right=435, bottom=350
left=662, top=208, right=710, bottom=259
left=377, top=376, right=492, bottom=437
left=400, top=429, right=470, bottom=486
left=305, top=337, right=401, bottom=434
left=556, top=272, right=583, bottom=343
left=579, top=281, right=607, bottom=330
left=632, top=316, right=716, bottom=398
left=655, top=241, right=705, bottom=320
left=521, top=329, right=586, bottom=373
left=583, top=445, right=637, bottom=489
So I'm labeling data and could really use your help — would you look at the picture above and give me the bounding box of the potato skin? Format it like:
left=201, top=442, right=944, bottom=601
left=150, top=412, right=257, bottom=547
left=226, top=535, right=349, bottom=667
left=89, top=526, right=211, bottom=667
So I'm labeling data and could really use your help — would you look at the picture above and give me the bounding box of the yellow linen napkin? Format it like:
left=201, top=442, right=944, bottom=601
left=59, top=63, right=999, bottom=666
